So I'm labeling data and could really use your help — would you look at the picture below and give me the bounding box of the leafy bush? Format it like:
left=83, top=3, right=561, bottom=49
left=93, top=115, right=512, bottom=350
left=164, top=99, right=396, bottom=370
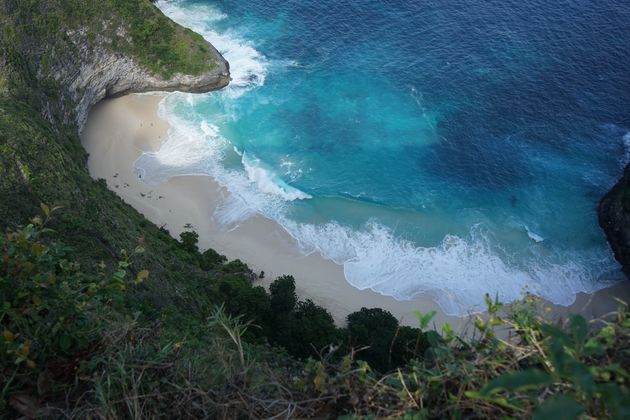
left=467, top=298, right=630, bottom=418
left=283, top=299, right=337, bottom=358
left=269, top=275, right=298, bottom=313
left=199, top=248, right=227, bottom=270
left=346, top=307, right=402, bottom=371
left=2, top=210, right=630, bottom=418
left=179, top=229, right=199, bottom=253
left=0, top=207, right=145, bottom=413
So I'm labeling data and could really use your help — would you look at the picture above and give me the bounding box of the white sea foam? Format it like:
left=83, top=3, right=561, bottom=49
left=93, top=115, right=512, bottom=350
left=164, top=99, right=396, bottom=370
left=156, top=0, right=268, bottom=95
left=242, top=154, right=312, bottom=201
left=525, top=226, right=544, bottom=243
left=280, top=158, right=307, bottom=182
left=136, top=93, right=311, bottom=226
left=134, top=106, right=226, bottom=185
left=279, top=220, right=615, bottom=315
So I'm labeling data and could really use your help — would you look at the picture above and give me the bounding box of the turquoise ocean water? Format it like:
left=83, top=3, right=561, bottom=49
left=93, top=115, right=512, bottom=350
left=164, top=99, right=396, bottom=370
left=141, top=0, right=630, bottom=315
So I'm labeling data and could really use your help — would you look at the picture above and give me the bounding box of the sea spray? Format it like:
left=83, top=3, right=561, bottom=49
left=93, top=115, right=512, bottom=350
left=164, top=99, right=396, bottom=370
left=155, top=0, right=267, bottom=94
left=242, top=153, right=312, bottom=201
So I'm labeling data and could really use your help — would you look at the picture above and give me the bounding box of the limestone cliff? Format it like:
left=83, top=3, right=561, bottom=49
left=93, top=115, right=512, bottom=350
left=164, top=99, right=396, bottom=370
left=1, top=0, right=230, bottom=132
left=599, top=164, right=630, bottom=276
left=68, top=37, right=229, bottom=132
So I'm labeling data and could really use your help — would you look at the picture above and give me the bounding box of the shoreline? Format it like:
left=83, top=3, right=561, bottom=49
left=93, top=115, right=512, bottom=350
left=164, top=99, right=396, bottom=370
left=81, top=93, right=630, bottom=329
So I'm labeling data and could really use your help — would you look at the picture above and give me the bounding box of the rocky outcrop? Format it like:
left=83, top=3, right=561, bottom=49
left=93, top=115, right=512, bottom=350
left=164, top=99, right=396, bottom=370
left=2, top=1, right=230, bottom=133
left=4, top=8, right=230, bottom=133
left=599, top=163, right=630, bottom=276
left=56, top=33, right=229, bottom=132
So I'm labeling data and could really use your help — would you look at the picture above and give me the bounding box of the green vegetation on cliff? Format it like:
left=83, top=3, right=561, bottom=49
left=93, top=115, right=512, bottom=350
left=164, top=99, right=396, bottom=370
left=3, top=0, right=214, bottom=85
left=1, top=0, right=629, bottom=417
left=2, top=214, right=630, bottom=418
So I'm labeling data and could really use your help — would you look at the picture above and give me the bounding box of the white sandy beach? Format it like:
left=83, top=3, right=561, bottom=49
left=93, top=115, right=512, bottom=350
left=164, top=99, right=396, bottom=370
left=81, top=93, right=630, bottom=329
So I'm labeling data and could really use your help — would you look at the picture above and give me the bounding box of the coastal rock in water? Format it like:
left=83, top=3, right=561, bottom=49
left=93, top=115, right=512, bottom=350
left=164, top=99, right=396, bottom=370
left=599, top=163, right=630, bottom=277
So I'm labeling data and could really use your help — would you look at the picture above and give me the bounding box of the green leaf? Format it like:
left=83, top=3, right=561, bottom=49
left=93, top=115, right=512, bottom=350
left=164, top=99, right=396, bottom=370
left=583, top=338, right=605, bottom=357
left=442, top=323, right=455, bottom=341
left=569, top=361, right=594, bottom=395
left=547, top=339, right=570, bottom=374
left=135, top=269, right=149, bottom=284
left=597, top=383, right=630, bottom=418
left=415, top=310, right=436, bottom=330
left=481, top=369, right=552, bottom=396
left=533, top=395, right=584, bottom=420
left=569, top=314, right=588, bottom=348
left=59, top=335, right=72, bottom=352
left=425, top=331, right=442, bottom=348
left=113, top=270, right=126, bottom=281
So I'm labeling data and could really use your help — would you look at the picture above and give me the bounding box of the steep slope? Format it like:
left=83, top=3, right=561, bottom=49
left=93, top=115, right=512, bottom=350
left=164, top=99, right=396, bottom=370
left=0, top=0, right=230, bottom=318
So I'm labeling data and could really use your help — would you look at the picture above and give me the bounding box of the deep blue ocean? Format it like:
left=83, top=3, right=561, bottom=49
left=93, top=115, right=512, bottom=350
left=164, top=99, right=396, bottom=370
left=145, top=0, right=630, bottom=315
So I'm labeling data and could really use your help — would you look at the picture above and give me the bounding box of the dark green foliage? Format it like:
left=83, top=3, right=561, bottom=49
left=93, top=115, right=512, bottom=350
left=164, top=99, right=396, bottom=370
left=269, top=275, right=298, bottom=313
left=0, top=210, right=143, bottom=413
left=1, top=214, right=95, bottom=366
left=346, top=307, right=399, bottom=371
left=394, top=325, right=429, bottom=364
left=344, top=308, right=429, bottom=372
left=283, top=299, right=338, bottom=358
left=217, top=277, right=270, bottom=335
left=216, top=274, right=338, bottom=358
left=3, top=0, right=215, bottom=81
left=199, top=247, right=227, bottom=270
left=179, top=230, right=199, bottom=253
left=3, top=212, right=630, bottom=418
left=220, top=258, right=253, bottom=276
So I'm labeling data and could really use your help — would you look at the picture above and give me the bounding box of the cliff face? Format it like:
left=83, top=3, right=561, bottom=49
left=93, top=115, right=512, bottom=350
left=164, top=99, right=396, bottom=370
left=67, top=38, right=229, bottom=131
left=599, top=164, right=630, bottom=276
left=1, top=0, right=230, bottom=132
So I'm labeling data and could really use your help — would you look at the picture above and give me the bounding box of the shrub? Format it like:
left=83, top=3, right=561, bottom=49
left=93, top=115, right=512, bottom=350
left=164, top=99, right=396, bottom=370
left=269, top=275, right=297, bottom=313
left=284, top=299, right=337, bottom=359
left=199, top=248, right=227, bottom=270
left=346, top=307, right=399, bottom=371
left=221, top=259, right=253, bottom=277
left=179, top=230, right=199, bottom=253
left=0, top=207, right=144, bottom=410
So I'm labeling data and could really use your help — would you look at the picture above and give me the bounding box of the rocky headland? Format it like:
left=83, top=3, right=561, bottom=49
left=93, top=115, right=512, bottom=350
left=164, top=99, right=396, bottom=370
left=1, top=0, right=229, bottom=132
